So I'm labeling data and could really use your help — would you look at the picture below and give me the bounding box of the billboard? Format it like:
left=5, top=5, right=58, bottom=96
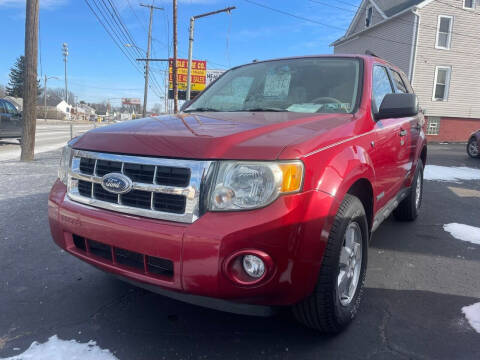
left=169, top=58, right=207, bottom=92
left=122, top=98, right=141, bottom=105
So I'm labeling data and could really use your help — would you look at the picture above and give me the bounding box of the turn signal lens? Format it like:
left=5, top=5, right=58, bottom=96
left=279, top=163, right=303, bottom=193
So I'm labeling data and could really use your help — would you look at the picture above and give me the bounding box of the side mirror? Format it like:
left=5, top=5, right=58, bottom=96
left=376, top=93, right=418, bottom=120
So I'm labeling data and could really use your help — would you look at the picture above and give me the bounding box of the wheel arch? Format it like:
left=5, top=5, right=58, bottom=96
left=346, top=179, right=374, bottom=233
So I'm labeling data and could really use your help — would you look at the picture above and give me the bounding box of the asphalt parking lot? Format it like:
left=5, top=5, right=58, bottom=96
left=0, top=143, right=479, bottom=359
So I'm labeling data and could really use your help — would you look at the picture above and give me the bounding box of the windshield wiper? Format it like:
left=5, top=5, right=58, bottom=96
left=184, top=107, right=220, bottom=113
left=241, top=107, right=287, bottom=112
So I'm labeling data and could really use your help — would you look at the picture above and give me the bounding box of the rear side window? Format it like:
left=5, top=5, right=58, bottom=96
left=0, top=100, right=6, bottom=114
left=372, top=66, right=394, bottom=111
left=390, top=70, right=408, bottom=93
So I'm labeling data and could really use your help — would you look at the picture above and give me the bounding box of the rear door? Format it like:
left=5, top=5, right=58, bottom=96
left=371, top=65, right=408, bottom=205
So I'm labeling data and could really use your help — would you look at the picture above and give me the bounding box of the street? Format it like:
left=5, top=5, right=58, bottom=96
left=0, top=122, right=97, bottom=161
left=0, top=142, right=479, bottom=359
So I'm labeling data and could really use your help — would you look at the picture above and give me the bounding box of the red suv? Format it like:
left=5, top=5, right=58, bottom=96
left=49, top=55, right=427, bottom=333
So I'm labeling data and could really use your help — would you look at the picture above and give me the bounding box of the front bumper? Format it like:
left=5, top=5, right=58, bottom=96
left=48, top=179, right=337, bottom=311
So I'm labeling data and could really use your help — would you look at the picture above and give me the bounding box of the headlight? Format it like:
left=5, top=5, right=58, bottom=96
left=209, top=161, right=304, bottom=211
left=58, top=145, right=72, bottom=185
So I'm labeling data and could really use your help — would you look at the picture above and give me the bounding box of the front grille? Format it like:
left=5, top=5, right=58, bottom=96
left=96, top=160, right=122, bottom=176
left=123, top=163, right=155, bottom=183
left=121, top=190, right=151, bottom=209
left=93, top=184, right=117, bottom=203
left=153, top=193, right=186, bottom=214
left=78, top=180, right=92, bottom=197
left=156, top=166, right=190, bottom=187
left=72, top=234, right=174, bottom=278
left=67, top=150, right=210, bottom=223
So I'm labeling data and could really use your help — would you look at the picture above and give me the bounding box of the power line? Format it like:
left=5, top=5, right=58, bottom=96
left=85, top=0, right=164, bottom=100
left=242, top=0, right=480, bottom=56
left=85, top=0, right=142, bottom=72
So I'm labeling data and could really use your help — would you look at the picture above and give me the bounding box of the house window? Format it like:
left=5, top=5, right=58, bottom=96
left=463, top=0, right=475, bottom=9
left=426, top=117, right=441, bottom=135
left=433, top=66, right=452, bottom=101
left=436, top=15, right=453, bottom=49
left=365, top=6, right=373, bottom=28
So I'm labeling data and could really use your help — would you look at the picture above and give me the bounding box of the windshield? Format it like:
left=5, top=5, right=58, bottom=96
left=184, top=57, right=361, bottom=114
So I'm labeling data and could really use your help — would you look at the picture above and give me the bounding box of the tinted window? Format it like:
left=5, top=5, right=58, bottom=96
left=4, top=101, right=18, bottom=114
left=391, top=70, right=408, bottom=93
left=0, top=101, right=6, bottom=114
left=372, top=66, right=393, bottom=111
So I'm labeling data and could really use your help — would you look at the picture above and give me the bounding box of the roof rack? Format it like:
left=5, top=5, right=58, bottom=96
left=365, top=50, right=381, bottom=58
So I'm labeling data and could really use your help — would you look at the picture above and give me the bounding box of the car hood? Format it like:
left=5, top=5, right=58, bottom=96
left=73, top=112, right=354, bottom=160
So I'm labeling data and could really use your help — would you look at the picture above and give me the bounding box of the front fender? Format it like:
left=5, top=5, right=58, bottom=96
left=303, top=144, right=376, bottom=200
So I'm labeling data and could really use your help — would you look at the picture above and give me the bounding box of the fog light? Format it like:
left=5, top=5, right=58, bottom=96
left=242, top=255, right=265, bottom=279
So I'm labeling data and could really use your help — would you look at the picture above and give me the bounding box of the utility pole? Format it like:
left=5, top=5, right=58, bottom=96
left=44, top=75, right=48, bottom=122
left=62, top=43, right=68, bottom=103
left=173, top=0, right=178, bottom=113
left=62, top=43, right=72, bottom=138
left=44, top=75, right=60, bottom=122
left=186, top=6, right=235, bottom=101
left=139, top=4, right=163, bottom=118
left=20, top=0, right=39, bottom=161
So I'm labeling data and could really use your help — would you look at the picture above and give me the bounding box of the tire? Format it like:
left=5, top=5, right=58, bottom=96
left=467, top=138, right=479, bottom=158
left=293, top=194, right=368, bottom=333
left=393, top=159, right=424, bottom=221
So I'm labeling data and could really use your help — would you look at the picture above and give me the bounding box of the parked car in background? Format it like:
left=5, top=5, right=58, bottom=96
left=467, top=130, right=480, bottom=158
left=49, top=55, right=427, bottom=333
left=0, top=98, right=23, bottom=141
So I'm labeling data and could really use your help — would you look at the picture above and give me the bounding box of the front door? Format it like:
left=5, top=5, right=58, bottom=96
left=370, top=65, right=409, bottom=208
left=2, top=100, right=22, bottom=137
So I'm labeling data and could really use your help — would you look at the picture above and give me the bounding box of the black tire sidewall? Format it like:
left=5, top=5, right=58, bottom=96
left=330, top=197, right=369, bottom=326
left=412, top=160, right=424, bottom=217
left=467, top=138, right=479, bottom=158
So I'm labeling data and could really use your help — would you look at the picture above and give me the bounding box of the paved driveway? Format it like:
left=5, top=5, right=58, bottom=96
left=0, top=143, right=479, bottom=359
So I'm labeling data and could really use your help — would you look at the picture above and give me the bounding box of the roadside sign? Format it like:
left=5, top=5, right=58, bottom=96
left=206, top=69, right=225, bottom=86
left=169, top=58, right=207, bottom=92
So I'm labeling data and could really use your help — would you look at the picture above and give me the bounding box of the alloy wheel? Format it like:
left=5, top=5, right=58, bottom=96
left=337, top=222, right=363, bottom=306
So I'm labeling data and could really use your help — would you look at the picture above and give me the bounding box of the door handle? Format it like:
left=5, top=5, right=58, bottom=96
left=399, top=129, right=407, bottom=137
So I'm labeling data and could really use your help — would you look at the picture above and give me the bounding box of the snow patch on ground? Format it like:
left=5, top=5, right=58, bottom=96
left=424, top=165, right=480, bottom=182
left=443, top=223, right=480, bottom=245
left=0, top=335, right=118, bottom=360
left=462, top=303, right=480, bottom=333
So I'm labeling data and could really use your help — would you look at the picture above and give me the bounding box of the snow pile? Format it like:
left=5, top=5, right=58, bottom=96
left=1, top=335, right=118, bottom=360
left=462, top=303, right=480, bottom=333
left=424, top=165, right=480, bottom=182
left=443, top=223, right=480, bottom=245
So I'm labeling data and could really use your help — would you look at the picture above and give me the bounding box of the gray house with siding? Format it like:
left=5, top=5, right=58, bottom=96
left=332, top=0, right=480, bottom=142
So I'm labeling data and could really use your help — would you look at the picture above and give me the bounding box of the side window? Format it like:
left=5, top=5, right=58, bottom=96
left=433, top=66, right=452, bottom=101
left=436, top=16, right=453, bottom=50
left=390, top=70, right=408, bottom=93
left=372, top=66, right=394, bottom=111
left=4, top=101, right=18, bottom=115
left=365, top=6, right=373, bottom=28
left=0, top=101, right=6, bottom=114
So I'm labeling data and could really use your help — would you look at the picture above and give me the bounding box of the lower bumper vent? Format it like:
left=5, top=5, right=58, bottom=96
left=72, top=234, right=174, bottom=278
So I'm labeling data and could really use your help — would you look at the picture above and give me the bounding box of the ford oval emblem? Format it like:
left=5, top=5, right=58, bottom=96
left=101, top=173, right=133, bottom=194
